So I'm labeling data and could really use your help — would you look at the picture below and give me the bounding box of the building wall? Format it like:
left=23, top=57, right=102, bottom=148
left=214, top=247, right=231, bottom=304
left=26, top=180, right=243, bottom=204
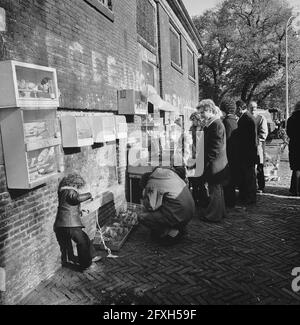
left=158, top=2, right=199, bottom=121
left=0, top=0, right=139, bottom=304
left=0, top=0, right=200, bottom=304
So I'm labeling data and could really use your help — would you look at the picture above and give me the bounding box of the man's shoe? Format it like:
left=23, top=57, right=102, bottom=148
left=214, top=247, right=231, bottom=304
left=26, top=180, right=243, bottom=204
left=234, top=205, right=247, bottom=211
left=92, top=256, right=102, bottom=263
left=159, top=234, right=182, bottom=246
left=61, top=256, right=79, bottom=267
left=167, top=229, right=180, bottom=238
left=69, top=256, right=79, bottom=264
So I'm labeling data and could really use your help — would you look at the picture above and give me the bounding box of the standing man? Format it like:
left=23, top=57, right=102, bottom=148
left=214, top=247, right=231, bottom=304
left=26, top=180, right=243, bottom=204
left=287, top=101, right=300, bottom=196
left=235, top=100, right=258, bottom=205
left=197, top=99, right=229, bottom=222
left=249, top=101, right=268, bottom=193
left=220, top=99, right=238, bottom=208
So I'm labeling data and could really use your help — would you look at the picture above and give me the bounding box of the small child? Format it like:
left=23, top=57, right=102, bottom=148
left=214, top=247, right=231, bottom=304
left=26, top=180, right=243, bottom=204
left=54, top=173, right=101, bottom=270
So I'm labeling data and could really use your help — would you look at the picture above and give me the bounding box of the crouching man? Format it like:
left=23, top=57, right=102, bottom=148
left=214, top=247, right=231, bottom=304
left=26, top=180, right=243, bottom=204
left=138, top=167, right=195, bottom=245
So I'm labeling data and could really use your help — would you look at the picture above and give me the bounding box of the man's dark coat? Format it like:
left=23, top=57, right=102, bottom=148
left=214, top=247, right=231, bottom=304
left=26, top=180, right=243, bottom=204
left=236, top=111, right=257, bottom=165
left=287, top=110, right=300, bottom=170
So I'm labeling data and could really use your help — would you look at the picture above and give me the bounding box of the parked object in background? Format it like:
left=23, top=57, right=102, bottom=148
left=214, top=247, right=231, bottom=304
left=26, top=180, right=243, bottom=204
left=264, top=140, right=286, bottom=182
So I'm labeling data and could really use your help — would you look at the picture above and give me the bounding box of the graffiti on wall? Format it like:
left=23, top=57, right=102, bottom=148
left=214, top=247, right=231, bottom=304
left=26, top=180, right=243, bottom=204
left=43, top=35, right=143, bottom=110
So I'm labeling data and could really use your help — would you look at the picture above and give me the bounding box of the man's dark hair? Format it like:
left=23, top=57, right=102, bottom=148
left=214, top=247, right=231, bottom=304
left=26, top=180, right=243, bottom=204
left=236, top=100, right=246, bottom=110
left=294, top=101, right=300, bottom=111
left=220, top=99, right=236, bottom=115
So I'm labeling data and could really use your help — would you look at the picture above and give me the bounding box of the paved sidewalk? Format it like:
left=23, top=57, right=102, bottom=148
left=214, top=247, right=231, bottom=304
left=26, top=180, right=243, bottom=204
left=20, top=161, right=300, bottom=305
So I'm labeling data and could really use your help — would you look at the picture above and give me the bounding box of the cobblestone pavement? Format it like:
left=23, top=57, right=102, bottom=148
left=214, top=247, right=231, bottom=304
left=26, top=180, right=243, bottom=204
left=20, top=158, right=300, bottom=305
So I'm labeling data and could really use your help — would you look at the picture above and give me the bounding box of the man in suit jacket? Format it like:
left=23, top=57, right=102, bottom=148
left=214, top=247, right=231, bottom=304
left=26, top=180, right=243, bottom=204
left=220, top=99, right=239, bottom=208
left=197, top=99, right=229, bottom=222
left=287, top=101, right=300, bottom=196
left=235, top=100, right=258, bottom=205
left=249, top=101, right=268, bottom=193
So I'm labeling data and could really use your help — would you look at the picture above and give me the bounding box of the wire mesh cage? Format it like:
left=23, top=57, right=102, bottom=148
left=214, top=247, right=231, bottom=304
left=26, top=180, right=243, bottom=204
left=123, top=202, right=145, bottom=214
left=94, top=202, right=144, bottom=251
left=265, top=141, right=285, bottom=182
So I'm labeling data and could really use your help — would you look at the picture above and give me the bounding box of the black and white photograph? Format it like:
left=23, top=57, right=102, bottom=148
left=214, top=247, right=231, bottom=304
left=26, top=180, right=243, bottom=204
left=0, top=0, right=300, bottom=309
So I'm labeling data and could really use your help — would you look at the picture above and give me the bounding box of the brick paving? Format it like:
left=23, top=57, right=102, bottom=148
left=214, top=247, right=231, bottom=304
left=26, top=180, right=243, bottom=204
left=20, top=154, right=300, bottom=305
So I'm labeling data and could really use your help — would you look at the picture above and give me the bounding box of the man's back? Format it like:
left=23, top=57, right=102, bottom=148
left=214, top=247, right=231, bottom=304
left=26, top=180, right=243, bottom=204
left=254, top=114, right=268, bottom=143
left=223, top=114, right=238, bottom=142
left=237, top=111, right=257, bottom=163
left=145, top=168, right=195, bottom=223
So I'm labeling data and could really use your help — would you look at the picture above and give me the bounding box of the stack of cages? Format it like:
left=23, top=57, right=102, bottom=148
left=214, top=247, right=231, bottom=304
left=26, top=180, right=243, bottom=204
left=0, top=60, right=61, bottom=190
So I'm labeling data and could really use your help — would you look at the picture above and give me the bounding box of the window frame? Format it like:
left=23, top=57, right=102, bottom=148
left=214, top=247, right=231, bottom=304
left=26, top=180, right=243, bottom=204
left=84, top=0, right=114, bottom=22
left=169, top=23, right=183, bottom=73
left=142, top=60, right=156, bottom=88
left=136, top=0, right=158, bottom=53
left=187, top=47, right=196, bottom=81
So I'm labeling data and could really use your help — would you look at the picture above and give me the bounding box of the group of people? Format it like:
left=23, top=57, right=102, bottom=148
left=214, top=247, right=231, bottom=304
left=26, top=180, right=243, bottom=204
left=137, top=98, right=271, bottom=243
left=53, top=99, right=300, bottom=269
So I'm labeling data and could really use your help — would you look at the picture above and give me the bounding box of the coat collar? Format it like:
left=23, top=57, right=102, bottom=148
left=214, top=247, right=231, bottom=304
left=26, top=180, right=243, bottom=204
left=205, top=116, right=219, bottom=128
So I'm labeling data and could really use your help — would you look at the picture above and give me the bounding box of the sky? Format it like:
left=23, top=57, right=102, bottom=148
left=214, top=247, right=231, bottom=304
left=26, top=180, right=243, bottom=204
left=182, top=0, right=300, bottom=17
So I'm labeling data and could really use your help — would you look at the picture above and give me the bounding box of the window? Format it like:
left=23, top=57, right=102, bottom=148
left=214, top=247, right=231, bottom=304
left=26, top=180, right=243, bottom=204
left=142, top=61, right=155, bottom=87
left=137, top=0, right=157, bottom=49
left=187, top=48, right=195, bottom=79
left=85, top=0, right=114, bottom=21
left=170, top=25, right=182, bottom=69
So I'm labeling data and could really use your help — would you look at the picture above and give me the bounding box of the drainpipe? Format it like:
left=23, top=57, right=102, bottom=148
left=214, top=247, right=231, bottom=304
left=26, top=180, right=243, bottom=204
left=155, top=1, right=163, bottom=98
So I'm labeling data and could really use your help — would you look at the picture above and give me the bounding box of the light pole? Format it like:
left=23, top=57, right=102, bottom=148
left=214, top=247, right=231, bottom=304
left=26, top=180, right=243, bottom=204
left=285, top=13, right=300, bottom=127
left=285, top=16, right=293, bottom=126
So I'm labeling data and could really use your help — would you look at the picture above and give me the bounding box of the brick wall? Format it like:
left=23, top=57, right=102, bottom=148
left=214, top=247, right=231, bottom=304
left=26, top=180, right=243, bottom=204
left=0, top=0, right=138, bottom=304
left=158, top=3, right=199, bottom=116
left=0, top=0, right=200, bottom=304
left=1, top=0, right=140, bottom=110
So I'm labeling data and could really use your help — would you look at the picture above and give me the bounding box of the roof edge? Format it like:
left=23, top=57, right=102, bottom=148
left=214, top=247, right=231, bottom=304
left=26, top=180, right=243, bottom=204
left=166, top=0, right=203, bottom=53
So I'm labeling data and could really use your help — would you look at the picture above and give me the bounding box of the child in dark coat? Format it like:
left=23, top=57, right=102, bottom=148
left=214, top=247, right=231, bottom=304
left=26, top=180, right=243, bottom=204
left=54, top=173, right=101, bottom=270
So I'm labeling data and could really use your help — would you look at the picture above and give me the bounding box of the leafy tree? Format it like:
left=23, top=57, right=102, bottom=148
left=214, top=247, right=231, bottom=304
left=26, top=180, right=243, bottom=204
left=193, top=0, right=299, bottom=109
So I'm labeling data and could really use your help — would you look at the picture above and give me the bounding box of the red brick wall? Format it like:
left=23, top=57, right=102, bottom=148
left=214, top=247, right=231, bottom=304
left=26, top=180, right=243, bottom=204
left=0, top=0, right=138, bottom=304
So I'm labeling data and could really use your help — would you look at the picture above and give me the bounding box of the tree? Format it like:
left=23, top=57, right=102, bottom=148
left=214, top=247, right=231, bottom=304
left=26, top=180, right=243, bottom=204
left=193, top=0, right=299, bottom=108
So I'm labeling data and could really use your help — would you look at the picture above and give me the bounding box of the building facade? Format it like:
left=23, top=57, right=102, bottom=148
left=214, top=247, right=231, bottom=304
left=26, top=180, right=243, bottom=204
left=0, top=0, right=202, bottom=304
